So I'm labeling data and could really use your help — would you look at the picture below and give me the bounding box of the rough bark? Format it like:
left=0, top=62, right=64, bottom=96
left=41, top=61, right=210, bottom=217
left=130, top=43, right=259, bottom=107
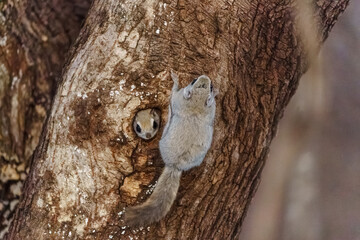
left=0, top=0, right=91, bottom=237
left=5, top=0, right=348, bottom=239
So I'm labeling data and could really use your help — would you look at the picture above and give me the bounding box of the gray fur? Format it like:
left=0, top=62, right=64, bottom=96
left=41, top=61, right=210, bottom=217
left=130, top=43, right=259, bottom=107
left=125, top=166, right=181, bottom=226
left=125, top=71, right=217, bottom=227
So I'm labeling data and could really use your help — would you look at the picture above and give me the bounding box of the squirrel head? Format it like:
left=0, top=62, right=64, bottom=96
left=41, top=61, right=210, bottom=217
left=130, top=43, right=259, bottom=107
left=133, top=109, right=160, bottom=140
left=181, top=75, right=217, bottom=114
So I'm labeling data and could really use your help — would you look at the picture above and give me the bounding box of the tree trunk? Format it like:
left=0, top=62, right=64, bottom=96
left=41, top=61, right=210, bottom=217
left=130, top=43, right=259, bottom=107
left=0, top=0, right=91, bottom=236
left=5, top=0, right=348, bottom=239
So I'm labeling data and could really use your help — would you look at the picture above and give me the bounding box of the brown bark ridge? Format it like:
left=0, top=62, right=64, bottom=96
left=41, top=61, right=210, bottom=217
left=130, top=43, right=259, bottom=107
left=6, top=0, right=348, bottom=239
left=0, top=0, right=91, bottom=237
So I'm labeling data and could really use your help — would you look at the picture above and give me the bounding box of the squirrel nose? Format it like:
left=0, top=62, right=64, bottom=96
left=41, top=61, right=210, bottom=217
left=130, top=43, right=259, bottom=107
left=146, top=133, right=151, bottom=139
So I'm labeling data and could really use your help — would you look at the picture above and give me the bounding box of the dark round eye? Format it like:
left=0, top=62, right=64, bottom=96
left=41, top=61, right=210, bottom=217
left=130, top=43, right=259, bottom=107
left=136, top=124, right=142, bottom=133
left=153, top=121, right=158, bottom=129
left=191, top=78, right=197, bottom=85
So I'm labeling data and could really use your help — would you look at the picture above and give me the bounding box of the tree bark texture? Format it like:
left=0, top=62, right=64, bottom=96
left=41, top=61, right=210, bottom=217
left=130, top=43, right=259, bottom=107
left=0, top=0, right=91, bottom=236
left=5, top=0, right=348, bottom=239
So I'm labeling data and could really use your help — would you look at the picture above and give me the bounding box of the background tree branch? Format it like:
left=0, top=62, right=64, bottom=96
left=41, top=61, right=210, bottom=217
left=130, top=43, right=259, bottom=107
left=0, top=0, right=91, bottom=236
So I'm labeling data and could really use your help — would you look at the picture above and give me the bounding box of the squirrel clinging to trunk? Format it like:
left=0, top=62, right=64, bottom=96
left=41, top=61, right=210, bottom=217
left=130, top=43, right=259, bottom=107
left=125, top=71, right=217, bottom=227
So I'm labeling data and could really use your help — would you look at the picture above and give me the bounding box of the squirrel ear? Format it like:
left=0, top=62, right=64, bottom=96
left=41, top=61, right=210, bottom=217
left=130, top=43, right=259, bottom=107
left=206, top=95, right=215, bottom=107
left=183, top=87, right=192, bottom=99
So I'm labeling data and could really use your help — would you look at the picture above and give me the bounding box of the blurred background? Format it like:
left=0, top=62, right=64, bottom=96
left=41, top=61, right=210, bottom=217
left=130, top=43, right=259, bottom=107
left=241, top=1, right=360, bottom=240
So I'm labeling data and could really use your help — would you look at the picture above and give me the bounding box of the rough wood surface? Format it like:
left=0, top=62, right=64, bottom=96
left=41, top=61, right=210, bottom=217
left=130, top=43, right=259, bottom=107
left=0, top=0, right=91, bottom=237
left=5, top=0, right=348, bottom=239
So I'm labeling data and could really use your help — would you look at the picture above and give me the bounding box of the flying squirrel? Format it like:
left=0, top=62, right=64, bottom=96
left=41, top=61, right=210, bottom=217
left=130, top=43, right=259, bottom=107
left=124, top=71, right=217, bottom=227
left=133, top=109, right=160, bottom=140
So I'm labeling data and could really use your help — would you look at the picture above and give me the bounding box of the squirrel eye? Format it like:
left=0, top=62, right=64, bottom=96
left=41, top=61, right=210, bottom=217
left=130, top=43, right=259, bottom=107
left=136, top=124, right=142, bottom=133
left=153, top=121, right=158, bottom=129
left=191, top=78, right=197, bottom=85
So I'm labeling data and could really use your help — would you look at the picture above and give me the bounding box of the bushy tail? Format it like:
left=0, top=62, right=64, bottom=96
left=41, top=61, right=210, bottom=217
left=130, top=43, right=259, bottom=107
left=124, top=166, right=182, bottom=227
